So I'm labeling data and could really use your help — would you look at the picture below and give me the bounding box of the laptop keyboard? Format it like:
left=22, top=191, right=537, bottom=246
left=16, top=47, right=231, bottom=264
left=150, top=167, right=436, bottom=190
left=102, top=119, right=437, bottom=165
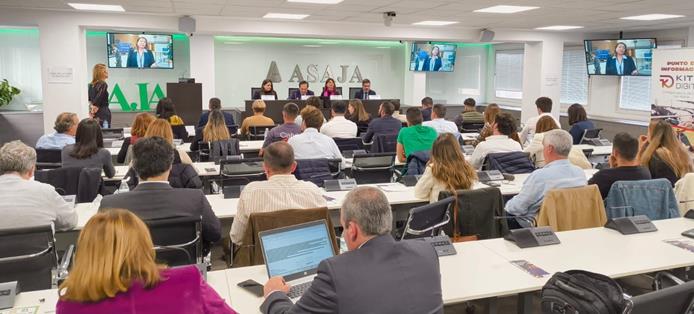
left=288, top=281, right=312, bottom=299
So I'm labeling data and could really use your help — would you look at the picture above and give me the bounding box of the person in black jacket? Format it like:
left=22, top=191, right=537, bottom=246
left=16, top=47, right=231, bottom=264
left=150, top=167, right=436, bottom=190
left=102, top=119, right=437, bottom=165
left=253, top=79, right=278, bottom=100
left=588, top=133, right=651, bottom=198
left=156, top=98, right=189, bottom=140
left=88, top=64, right=111, bottom=128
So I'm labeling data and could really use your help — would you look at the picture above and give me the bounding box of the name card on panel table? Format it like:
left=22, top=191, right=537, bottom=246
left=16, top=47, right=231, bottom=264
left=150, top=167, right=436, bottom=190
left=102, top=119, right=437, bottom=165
left=301, top=95, right=311, bottom=100
left=261, top=95, right=276, bottom=101
left=330, top=95, right=343, bottom=100
left=370, top=94, right=382, bottom=100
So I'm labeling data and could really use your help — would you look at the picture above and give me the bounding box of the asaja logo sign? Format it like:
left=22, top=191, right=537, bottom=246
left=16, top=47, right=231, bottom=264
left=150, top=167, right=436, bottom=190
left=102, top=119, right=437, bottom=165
left=660, top=75, right=674, bottom=88
left=108, top=83, right=165, bottom=111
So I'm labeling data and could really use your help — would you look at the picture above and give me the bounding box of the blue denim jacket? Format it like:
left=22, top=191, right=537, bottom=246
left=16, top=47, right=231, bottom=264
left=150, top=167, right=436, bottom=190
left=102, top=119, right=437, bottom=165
left=604, top=178, right=680, bottom=220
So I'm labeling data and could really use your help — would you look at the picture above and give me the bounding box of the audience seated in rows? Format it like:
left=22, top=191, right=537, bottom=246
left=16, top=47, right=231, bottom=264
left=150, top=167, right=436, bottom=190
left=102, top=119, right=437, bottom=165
left=567, top=103, right=595, bottom=144
left=240, top=100, right=275, bottom=137
left=524, top=116, right=591, bottom=169
left=454, top=98, right=484, bottom=127
left=289, top=106, right=345, bottom=167
left=229, top=141, right=326, bottom=246
left=100, top=137, right=220, bottom=252
left=588, top=132, right=652, bottom=199
left=414, top=133, right=477, bottom=203
left=261, top=186, right=443, bottom=314
left=36, top=112, right=78, bottom=150
left=423, top=104, right=460, bottom=139
left=420, top=97, right=433, bottom=121
left=519, top=97, right=561, bottom=145
left=321, top=101, right=357, bottom=138
left=61, top=118, right=115, bottom=178
left=260, top=102, right=302, bottom=155
left=638, top=119, right=693, bottom=186
left=345, top=99, right=372, bottom=131
left=197, top=97, right=236, bottom=131
left=505, top=129, right=586, bottom=228
left=191, top=110, right=232, bottom=152
left=156, top=98, right=188, bottom=140
left=0, top=140, right=76, bottom=231
left=146, top=119, right=194, bottom=165
left=117, top=112, right=155, bottom=164
left=397, top=107, right=438, bottom=163
left=469, top=112, right=523, bottom=169
left=294, top=96, right=326, bottom=127
left=56, top=209, right=236, bottom=314
left=362, top=101, right=402, bottom=143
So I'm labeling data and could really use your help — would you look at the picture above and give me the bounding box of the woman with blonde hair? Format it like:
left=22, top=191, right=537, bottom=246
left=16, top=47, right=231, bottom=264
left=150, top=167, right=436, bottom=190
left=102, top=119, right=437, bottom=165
left=415, top=133, right=477, bottom=203
left=523, top=116, right=591, bottom=169
left=88, top=64, right=111, bottom=128
left=639, top=119, right=693, bottom=185
left=57, top=209, right=236, bottom=313
left=240, top=100, right=275, bottom=136
left=145, top=119, right=193, bottom=165
left=117, top=112, right=155, bottom=164
left=191, top=110, right=231, bottom=151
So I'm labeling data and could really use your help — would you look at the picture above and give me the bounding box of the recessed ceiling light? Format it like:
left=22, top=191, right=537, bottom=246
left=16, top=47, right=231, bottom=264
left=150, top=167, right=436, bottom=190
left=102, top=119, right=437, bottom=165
left=474, top=5, right=538, bottom=14
left=263, top=13, right=309, bottom=19
left=620, top=14, right=684, bottom=21
left=412, top=21, right=458, bottom=26
left=68, top=3, right=125, bottom=11
left=288, top=0, right=343, bottom=3
left=535, top=25, right=584, bottom=30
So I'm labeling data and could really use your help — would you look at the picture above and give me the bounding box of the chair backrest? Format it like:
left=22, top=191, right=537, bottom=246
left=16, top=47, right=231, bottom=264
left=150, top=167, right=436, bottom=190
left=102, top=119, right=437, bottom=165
left=294, top=159, right=341, bottom=187
left=333, top=137, right=365, bottom=152
left=34, top=167, right=102, bottom=203
left=288, top=87, right=298, bottom=97
left=233, top=208, right=337, bottom=267
left=0, top=225, right=57, bottom=292
left=537, top=185, right=607, bottom=232
left=629, top=279, right=694, bottom=314
left=400, top=197, right=454, bottom=240
left=580, top=128, right=603, bottom=144
left=209, top=139, right=241, bottom=163
left=439, top=187, right=508, bottom=240
left=349, top=87, right=361, bottom=99
left=146, top=216, right=202, bottom=267
left=219, top=157, right=266, bottom=186
left=249, top=125, right=275, bottom=140
left=250, top=87, right=261, bottom=99
left=460, top=122, right=485, bottom=133
left=35, top=149, right=62, bottom=170
left=351, top=152, right=395, bottom=184
left=370, top=133, right=398, bottom=153
left=604, top=179, right=680, bottom=220
left=484, top=151, right=535, bottom=174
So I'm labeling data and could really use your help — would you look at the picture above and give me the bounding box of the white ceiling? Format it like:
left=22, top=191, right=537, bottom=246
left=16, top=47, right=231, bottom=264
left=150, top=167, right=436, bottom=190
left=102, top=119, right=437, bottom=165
left=1, top=0, right=694, bottom=32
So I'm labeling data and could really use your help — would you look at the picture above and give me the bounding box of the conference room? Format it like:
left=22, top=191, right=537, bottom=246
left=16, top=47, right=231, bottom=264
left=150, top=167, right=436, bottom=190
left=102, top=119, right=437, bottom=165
left=1, top=0, right=694, bottom=313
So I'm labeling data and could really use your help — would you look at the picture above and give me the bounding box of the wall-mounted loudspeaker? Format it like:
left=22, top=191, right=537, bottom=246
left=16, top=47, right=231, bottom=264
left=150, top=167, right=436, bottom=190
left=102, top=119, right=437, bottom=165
left=479, top=29, right=495, bottom=42
left=179, top=15, right=196, bottom=34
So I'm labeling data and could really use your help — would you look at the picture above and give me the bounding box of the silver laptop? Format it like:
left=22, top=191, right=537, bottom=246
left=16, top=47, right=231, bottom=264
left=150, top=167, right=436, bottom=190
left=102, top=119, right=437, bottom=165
left=259, top=220, right=336, bottom=301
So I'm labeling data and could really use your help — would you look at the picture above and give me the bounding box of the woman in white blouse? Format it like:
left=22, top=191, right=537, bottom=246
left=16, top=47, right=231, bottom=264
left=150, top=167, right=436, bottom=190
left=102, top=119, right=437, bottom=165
left=414, top=133, right=478, bottom=203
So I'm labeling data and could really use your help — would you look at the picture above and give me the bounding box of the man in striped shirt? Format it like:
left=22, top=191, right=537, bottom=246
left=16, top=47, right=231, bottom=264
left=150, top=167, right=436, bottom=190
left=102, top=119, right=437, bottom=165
left=229, top=141, right=327, bottom=245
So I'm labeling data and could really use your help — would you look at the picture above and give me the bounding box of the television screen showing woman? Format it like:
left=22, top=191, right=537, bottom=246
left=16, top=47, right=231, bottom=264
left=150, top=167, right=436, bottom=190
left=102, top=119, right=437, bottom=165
left=107, top=33, right=174, bottom=69
left=584, top=38, right=656, bottom=76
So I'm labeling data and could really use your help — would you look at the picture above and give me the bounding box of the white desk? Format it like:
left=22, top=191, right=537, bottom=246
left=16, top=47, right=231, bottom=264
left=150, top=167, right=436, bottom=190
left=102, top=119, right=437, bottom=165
left=574, top=144, right=612, bottom=156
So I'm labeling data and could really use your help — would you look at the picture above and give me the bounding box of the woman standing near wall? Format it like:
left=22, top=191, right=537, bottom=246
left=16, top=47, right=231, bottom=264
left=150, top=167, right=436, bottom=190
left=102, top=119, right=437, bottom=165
left=88, top=64, right=111, bottom=128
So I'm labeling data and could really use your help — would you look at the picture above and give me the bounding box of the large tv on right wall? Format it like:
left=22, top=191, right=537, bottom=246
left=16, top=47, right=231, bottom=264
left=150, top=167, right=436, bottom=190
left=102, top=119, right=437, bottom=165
left=584, top=38, right=657, bottom=76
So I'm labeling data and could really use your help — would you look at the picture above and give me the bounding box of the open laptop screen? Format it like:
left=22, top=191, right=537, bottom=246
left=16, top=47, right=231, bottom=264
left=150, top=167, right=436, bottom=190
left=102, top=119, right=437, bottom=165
left=259, top=220, right=335, bottom=281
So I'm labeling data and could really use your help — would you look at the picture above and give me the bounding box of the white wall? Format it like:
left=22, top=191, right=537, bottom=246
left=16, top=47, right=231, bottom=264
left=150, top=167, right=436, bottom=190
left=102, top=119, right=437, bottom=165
left=0, top=28, right=42, bottom=110
left=425, top=45, right=489, bottom=105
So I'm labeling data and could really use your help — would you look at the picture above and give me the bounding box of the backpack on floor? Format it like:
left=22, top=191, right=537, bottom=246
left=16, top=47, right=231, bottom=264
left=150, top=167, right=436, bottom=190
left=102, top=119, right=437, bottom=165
left=541, top=270, right=628, bottom=314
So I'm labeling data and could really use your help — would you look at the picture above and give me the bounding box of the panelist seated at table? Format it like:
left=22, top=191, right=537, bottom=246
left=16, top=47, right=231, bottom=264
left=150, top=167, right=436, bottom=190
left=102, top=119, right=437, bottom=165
left=588, top=132, right=651, bottom=199
left=100, top=137, right=221, bottom=252
left=361, top=101, right=402, bottom=143
left=288, top=80, right=314, bottom=100
left=61, top=118, right=115, bottom=179
left=253, top=79, right=279, bottom=100
left=320, top=78, right=340, bottom=98
left=353, top=78, right=377, bottom=100
left=197, top=97, right=236, bottom=131
left=57, top=209, right=237, bottom=314
left=505, top=130, right=587, bottom=228
left=0, top=140, right=77, bottom=231
left=229, top=141, right=326, bottom=245
left=261, top=186, right=443, bottom=314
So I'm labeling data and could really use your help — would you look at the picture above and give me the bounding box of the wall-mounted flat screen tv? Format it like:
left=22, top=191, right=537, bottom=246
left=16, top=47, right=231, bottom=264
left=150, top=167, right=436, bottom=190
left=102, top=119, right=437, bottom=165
left=584, top=38, right=656, bottom=76
left=107, top=33, right=174, bottom=69
left=409, top=42, right=457, bottom=72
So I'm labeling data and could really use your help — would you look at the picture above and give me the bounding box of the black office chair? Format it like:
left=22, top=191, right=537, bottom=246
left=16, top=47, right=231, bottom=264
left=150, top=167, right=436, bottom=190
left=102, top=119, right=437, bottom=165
left=0, top=224, right=72, bottom=292
left=333, top=137, right=365, bottom=153
left=399, top=197, right=454, bottom=240
left=35, top=148, right=62, bottom=170
left=288, top=88, right=299, bottom=98
left=250, top=87, right=262, bottom=99
left=147, top=216, right=203, bottom=267
left=219, top=157, right=266, bottom=187
left=460, top=122, right=485, bottom=133
left=580, top=128, right=604, bottom=145
left=209, top=139, right=241, bottom=164
left=629, top=274, right=694, bottom=314
left=34, top=167, right=103, bottom=203
left=484, top=152, right=535, bottom=174
left=440, top=187, right=509, bottom=240
left=248, top=125, right=275, bottom=140
left=294, top=158, right=342, bottom=187
left=349, top=87, right=361, bottom=100
left=350, top=152, right=396, bottom=184
left=370, top=133, right=398, bottom=153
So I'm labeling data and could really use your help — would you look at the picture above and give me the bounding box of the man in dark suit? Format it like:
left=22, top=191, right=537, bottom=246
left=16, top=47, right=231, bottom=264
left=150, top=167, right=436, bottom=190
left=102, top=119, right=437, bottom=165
left=99, top=137, right=221, bottom=252
left=361, top=101, right=402, bottom=143
left=261, top=186, right=443, bottom=314
left=197, top=97, right=237, bottom=133
left=354, top=78, right=377, bottom=100
left=288, top=80, right=315, bottom=100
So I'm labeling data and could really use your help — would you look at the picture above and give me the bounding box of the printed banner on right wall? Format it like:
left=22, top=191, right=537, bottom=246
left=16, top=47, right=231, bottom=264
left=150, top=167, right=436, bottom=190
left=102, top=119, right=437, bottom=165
left=651, top=47, right=694, bottom=145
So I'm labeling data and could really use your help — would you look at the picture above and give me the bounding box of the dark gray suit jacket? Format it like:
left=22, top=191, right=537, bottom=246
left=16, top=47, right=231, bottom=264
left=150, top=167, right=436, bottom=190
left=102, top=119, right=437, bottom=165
left=361, top=115, right=403, bottom=143
left=99, top=182, right=221, bottom=245
left=260, top=234, right=443, bottom=314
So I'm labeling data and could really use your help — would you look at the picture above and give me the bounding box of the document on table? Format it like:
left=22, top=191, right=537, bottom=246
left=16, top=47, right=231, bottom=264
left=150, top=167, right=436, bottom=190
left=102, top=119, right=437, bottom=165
left=376, top=183, right=408, bottom=192
left=510, top=260, right=551, bottom=278
left=0, top=306, right=39, bottom=314
left=664, top=238, right=694, bottom=253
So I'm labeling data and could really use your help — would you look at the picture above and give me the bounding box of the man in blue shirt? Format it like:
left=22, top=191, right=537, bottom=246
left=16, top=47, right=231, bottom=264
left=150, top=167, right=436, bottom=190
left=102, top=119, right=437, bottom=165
left=505, top=129, right=587, bottom=228
left=36, top=112, right=78, bottom=149
left=197, top=97, right=236, bottom=133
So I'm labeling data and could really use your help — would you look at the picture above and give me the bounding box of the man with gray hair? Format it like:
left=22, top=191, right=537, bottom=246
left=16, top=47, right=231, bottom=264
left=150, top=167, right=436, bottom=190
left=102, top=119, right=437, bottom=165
left=36, top=112, right=79, bottom=149
left=0, top=140, right=77, bottom=230
left=505, top=129, right=586, bottom=228
left=261, top=186, right=443, bottom=314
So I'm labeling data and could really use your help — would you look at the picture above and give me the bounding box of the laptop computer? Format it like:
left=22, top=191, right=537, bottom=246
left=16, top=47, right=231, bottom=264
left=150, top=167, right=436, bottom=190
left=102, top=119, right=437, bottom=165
left=259, top=220, right=336, bottom=301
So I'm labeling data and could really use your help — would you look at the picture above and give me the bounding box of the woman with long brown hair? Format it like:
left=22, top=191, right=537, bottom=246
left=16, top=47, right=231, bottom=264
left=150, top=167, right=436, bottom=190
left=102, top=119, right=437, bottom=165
left=191, top=110, right=231, bottom=152
left=117, top=112, right=156, bottom=164
left=252, top=79, right=278, bottom=100
left=477, top=103, right=500, bottom=142
left=345, top=99, right=372, bottom=132
left=145, top=119, right=193, bottom=165
left=414, top=133, right=477, bottom=203
left=88, top=64, right=111, bottom=128
left=57, top=209, right=236, bottom=313
left=639, top=119, right=692, bottom=185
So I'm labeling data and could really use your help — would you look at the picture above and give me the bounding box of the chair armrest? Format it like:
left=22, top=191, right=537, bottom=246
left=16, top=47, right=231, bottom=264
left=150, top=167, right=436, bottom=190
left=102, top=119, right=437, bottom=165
left=54, top=244, right=74, bottom=287
left=654, top=271, right=685, bottom=290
